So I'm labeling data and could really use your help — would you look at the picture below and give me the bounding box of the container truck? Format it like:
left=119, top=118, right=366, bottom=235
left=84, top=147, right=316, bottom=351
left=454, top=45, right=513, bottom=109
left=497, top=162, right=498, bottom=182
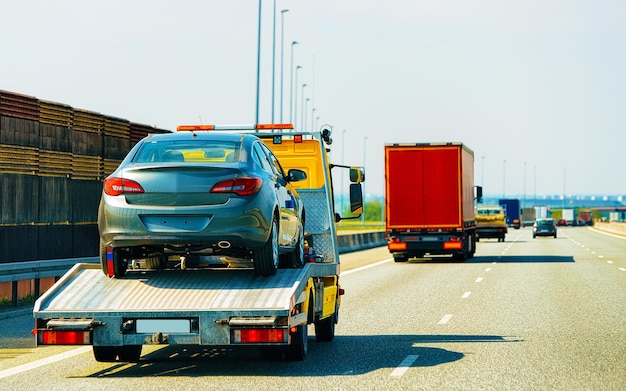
left=385, top=142, right=481, bottom=262
left=34, top=124, right=365, bottom=362
left=498, top=198, right=521, bottom=229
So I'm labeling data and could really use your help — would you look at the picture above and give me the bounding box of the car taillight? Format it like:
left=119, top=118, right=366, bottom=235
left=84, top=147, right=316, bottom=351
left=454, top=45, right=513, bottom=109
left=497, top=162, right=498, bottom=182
left=103, top=177, right=145, bottom=196
left=211, top=177, right=262, bottom=196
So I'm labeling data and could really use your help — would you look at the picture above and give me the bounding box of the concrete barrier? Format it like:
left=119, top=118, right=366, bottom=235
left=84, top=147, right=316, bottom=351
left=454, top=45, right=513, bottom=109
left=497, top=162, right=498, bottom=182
left=593, top=222, right=626, bottom=237
left=337, top=231, right=387, bottom=254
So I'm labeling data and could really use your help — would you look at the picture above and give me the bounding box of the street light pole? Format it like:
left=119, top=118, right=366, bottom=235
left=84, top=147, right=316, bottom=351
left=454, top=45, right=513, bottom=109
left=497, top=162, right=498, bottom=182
left=279, top=9, right=289, bottom=123
left=289, top=41, right=298, bottom=123
left=303, top=98, right=310, bottom=132
left=502, top=159, right=507, bottom=198
left=271, top=0, right=277, bottom=123
left=255, top=0, right=262, bottom=123
left=299, top=83, right=307, bottom=130
left=362, top=136, right=368, bottom=225
left=294, top=68, right=303, bottom=128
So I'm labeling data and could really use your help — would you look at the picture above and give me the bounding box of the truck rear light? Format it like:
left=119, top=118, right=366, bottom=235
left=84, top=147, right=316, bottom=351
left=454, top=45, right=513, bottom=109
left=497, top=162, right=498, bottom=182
left=211, top=177, right=262, bottom=196
left=388, top=240, right=407, bottom=251
left=103, top=177, right=145, bottom=196
left=38, top=330, right=91, bottom=345
left=232, top=329, right=287, bottom=343
left=443, top=242, right=463, bottom=250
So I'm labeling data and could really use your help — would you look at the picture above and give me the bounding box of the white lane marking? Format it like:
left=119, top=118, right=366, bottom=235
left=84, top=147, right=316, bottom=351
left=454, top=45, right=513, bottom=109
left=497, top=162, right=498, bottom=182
left=0, top=346, right=92, bottom=379
left=485, top=267, right=492, bottom=272
left=607, top=261, right=614, bottom=264
left=598, top=255, right=604, bottom=259
left=390, top=355, right=419, bottom=377
left=475, top=277, right=483, bottom=283
left=438, top=314, right=453, bottom=324
left=461, top=292, right=471, bottom=299
left=619, top=268, right=626, bottom=272
left=341, top=258, right=393, bottom=276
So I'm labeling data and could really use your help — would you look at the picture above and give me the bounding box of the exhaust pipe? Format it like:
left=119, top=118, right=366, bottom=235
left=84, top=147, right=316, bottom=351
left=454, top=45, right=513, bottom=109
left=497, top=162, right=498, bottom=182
left=218, top=241, right=231, bottom=249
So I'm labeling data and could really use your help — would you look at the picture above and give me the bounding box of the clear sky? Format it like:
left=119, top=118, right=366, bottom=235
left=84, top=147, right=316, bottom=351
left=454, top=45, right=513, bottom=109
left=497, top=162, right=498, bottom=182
left=1, top=1, right=624, bottom=197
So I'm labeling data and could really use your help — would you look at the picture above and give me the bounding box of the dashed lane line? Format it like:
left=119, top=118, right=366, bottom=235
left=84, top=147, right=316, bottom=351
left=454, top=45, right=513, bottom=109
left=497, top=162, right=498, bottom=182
left=0, top=346, right=92, bottom=379
left=390, top=355, right=419, bottom=377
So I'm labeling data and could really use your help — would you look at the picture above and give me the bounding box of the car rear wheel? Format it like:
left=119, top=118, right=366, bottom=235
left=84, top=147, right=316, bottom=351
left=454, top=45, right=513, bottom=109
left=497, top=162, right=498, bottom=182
left=253, top=219, right=279, bottom=276
left=99, top=240, right=127, bottom=278
left=288, top=224, right=305, bottom=268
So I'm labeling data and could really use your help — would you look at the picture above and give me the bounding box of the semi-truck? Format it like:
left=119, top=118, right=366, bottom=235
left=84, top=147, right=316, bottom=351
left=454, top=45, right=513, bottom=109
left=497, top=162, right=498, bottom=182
left=385, top=142, right=481, bottom=262
left=33, top=124, right=364, bottom=362
left=498, top=198, right=521, bottom=229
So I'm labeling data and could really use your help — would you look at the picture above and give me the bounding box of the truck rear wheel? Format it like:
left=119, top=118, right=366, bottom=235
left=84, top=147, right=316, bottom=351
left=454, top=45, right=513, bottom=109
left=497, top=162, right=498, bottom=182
left=253, top=219, right=279, bottom=276
left=393, top=254, right=407, bottom=262
left=117, top=345, right=142, bottom=362
left=284, top=323, right=308, bottom=361
left=315, top=311, right=337, bottom=342
left=93, top=346, right=117, bottom=362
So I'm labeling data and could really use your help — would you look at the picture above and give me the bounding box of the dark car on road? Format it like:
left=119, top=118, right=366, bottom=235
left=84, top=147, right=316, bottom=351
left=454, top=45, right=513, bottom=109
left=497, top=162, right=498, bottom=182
left=98, top=131, right=307, bottom=277
left=533, top=218, right=557, bottom=238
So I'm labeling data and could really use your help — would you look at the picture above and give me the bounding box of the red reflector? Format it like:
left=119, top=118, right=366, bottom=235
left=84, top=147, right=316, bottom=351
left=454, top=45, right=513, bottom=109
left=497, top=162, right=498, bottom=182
left=294, top=135, right=303, bottom=143
left=39, top=330, right=90, bottom=345
left=236, top=329, right=286, bottom=343
left=388, top=242, right=407, bottom=251
left=106, top=247, right=115, bottom=277
left=211, top=177, right=262, bottom=196
left=103, top=177, right=144, bottom=196
left=444, top=242, right=463, bottom=250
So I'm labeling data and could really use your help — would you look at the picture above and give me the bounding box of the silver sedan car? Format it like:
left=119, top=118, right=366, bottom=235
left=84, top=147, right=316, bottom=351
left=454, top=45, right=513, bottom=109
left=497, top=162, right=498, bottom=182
left=98, top=131, right=306, bottom=277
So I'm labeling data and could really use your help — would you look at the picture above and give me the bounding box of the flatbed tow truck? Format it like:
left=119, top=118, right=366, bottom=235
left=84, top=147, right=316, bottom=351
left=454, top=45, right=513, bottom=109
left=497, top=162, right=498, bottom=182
left=33, top=124, right=364, bottom=362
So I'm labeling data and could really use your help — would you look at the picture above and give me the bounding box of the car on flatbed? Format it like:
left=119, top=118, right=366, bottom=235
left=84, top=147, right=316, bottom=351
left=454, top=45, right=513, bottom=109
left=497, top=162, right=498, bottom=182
left=533, top=218, right=557, bottom=238
left=98, top=131, right=307, bottom=277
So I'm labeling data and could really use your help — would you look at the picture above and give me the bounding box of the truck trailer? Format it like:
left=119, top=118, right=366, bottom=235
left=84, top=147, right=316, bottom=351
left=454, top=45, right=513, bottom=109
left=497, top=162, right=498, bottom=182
left=34, top=124, right=364, bottom=362
left=498, top=198, right=521, bottom=229
left=385, top=143, right=481, bottom=262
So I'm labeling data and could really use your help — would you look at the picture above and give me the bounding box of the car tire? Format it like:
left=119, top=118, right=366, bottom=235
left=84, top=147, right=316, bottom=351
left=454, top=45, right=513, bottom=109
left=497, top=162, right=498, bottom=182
left=99, top=240, right=127, bottom=278
left=253, top=219, right=279, bottom=276
left=288, top=223, right=305, bottom=268
left=315, top=309, right=337, bottom=342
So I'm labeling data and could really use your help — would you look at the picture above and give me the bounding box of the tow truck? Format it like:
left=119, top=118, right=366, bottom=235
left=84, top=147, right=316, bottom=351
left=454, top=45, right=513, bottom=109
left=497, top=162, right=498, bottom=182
left=33, top=124, right=364, bottom=362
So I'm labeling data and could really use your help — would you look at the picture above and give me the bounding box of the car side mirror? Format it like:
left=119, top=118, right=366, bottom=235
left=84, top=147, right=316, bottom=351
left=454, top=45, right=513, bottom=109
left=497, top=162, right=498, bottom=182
left=287, top=168, right=307, bottom=182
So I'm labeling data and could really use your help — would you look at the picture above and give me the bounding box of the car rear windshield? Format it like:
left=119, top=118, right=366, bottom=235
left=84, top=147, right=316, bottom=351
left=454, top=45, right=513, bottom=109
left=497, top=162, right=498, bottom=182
left=133, top=140, right=241, bottom=164
left=537, top=220, right=554, bottom=227
left=477, top=208, right=503, bottom=215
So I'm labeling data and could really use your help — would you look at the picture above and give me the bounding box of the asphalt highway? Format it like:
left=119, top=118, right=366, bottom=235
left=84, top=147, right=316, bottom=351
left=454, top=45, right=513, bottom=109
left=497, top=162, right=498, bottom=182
left=1, top=226, right=624, bottom=390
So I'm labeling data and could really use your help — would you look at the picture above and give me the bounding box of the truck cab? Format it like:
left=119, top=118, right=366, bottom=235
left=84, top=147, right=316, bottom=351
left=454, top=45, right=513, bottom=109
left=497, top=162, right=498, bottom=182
left=475, top=205, right=508, bottom=242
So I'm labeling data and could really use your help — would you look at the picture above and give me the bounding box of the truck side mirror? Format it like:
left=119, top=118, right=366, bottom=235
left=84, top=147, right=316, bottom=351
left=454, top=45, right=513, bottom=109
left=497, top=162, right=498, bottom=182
left=350, top=183, right=363, bottom=214
left=349, top=167, right=365, bottom=183
left=475, top=186, right=483, bottom=203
